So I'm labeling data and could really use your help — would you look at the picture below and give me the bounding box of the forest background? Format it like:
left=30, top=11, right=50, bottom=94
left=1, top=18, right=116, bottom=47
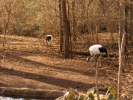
left=0, top=0, right=133, bottom=100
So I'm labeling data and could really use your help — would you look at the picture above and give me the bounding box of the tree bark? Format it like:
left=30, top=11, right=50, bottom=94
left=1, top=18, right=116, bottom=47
left=61, top=0, right=71, bottom=58
left=59, top=0, right=63, bottom=52
left=117, top=1, right=126, bottom=100
left=95, top=55, right=100, bottom=100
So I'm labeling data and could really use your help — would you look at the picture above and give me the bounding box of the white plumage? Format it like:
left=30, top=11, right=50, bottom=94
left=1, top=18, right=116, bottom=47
left=86, top=44, right=108, bottom=61
left=45, top=35, right=53, bottom=46
left=89, top=44, right=102, bottom=55
left=46, top=35, right=53, bottom=41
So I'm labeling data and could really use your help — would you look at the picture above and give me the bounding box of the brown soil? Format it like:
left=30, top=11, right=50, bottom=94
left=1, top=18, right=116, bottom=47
left=0, top=34, right=131, bottom=95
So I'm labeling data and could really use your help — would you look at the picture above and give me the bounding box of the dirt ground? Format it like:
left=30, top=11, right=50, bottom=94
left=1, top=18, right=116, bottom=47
left=0, top=34, right=132, bottom=95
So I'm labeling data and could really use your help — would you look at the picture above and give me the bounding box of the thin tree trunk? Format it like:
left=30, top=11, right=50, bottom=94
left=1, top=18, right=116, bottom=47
left=96, top=23, right=99, bottom=44
left=2, top=1, right=12, bottom=48
left=2, top=7, right=7, bottom=48
left=71, top=1, right=76, bottom=58
left=95, top=55, right=100, bottom=100
left=117, top=1, right=126, bottom=100
left=118, top=32, right=126, bottom=100
left=117, top=2, right=122, bottom=99
left=59, top=0, right=63, bottom=52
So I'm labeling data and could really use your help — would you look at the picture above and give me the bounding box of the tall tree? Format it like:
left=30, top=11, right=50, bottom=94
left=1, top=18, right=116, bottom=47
left=2, top=0, right=13, bottom=47
left=59, top=0, right=63, bottom=52
left=61, top=0, right=71, bottom=58
left=71, top=1, right=77, bottom=55
left=117, top=0, right=127, bottom=100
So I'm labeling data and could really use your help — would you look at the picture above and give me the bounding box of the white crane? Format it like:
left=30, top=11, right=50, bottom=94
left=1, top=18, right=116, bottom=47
left=45, top=35, right=53, bottom=46
left=86, top=44, right=108, bottom=99
left=86, top=44, right=108, bottom=61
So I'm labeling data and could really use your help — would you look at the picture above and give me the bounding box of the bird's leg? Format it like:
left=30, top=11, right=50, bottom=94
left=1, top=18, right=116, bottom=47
left=46, top=40, right=48, bottom=47
left=86, top=55, right=92, bottom=62
left=49, top=41, right=51, bottom=47
left=46, top=41, right=51, bottom=47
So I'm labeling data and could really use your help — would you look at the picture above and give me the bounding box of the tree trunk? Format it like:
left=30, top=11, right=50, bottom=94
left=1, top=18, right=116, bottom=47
left=59, top=0, right=63, bottom=52
left=2, top=1, right=13, bottom=48
left=61, top=0, right=71, bottom=58
left=95, top=55, right=100, bottom=100
left=71, top=1, right=77, bottom=58
left=117, top=1, right=126, bottom=100
left=2, top=11, right=7, bottom=48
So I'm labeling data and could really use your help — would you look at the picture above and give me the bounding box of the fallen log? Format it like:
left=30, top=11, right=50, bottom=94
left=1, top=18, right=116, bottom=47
left=0, top=87, right=65, bottom=99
